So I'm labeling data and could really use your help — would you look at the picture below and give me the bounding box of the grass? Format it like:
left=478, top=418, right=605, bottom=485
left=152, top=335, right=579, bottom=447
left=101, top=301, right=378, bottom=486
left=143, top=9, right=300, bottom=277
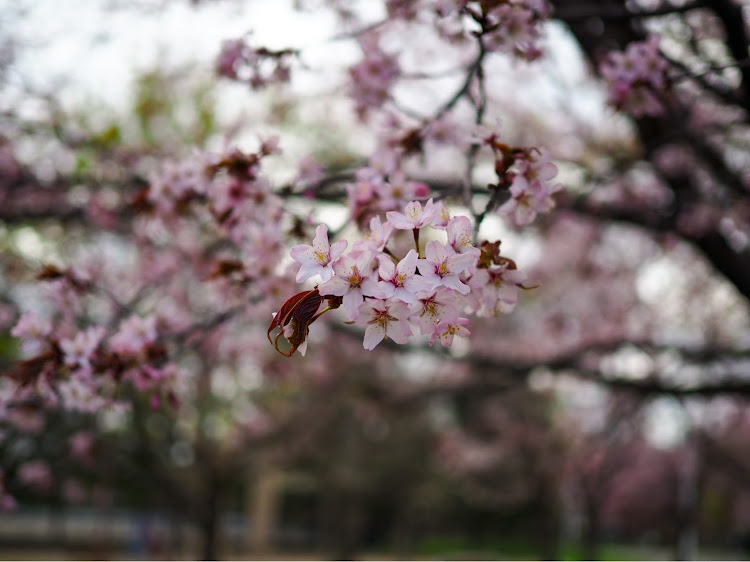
left=409, top=536, right=684, bottom=561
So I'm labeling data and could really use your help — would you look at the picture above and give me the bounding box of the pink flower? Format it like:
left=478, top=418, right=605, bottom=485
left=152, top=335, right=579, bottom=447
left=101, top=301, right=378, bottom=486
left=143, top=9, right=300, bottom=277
left=484, top=2, right=547, bottom=60
left=290, top=224, right=348, bottom=283
left=423, top=115, right=461, bottom=146
left=17, top=461, right=52, bottom=491
left=11, top=311, right=51, bottom=339
left=60, top=327, right=106, bottom=371
left=468, top=264, right=528, bottom=315
left=599, top=35, right=668, bottom=117
left=377, top=171, right=428, bottom=212
left=318, top=252, right=385, bottom=321
left=11, top=311, right=52, bottom=357
left=359, top=298, right=413, bottom=349
left=354, top=215, right=394, bottom=253
left=58, top=378, right=108, bottom=413
left=348, top=35, right=400, bottom=117
left=294, top=154, right=324, bottom=189
left=0, top=493, right=16, bottom=512
left=472, top=118, right=503, bottom=147
left=431, top=200, right=452, bottom=229
left=109, top=315, right=157, bottom=356
left=447, top=215, right=480, bottom=257
left=386, top=199, right=438, bottom=230
left=69, top=431, right=95, bottom=463
left=378, top=250, right=434, bottom=305
left=498, top=153, right=562, bottom=226
left=412, top=288, right=460, bottom=336
left=430, top=317, right=471, bottom=347
left=417, top=240, right=476, bottom=294
left=216, top=38, right=249, bottom=79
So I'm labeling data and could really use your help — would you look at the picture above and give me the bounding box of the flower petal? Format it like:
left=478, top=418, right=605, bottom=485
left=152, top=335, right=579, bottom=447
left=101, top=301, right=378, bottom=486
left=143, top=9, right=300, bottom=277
left=363, top=323, right=386, bottom=350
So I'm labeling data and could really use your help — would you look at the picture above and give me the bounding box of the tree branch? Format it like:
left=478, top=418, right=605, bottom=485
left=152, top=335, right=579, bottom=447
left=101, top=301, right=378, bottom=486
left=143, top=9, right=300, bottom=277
left=553, top=0, right=707, bottom=23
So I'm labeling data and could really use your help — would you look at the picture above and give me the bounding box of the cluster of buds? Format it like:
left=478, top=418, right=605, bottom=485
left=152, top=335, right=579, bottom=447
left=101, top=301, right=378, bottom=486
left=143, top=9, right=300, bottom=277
left=269, top=198, right=531, bottom=356
left=599, top=36, right=670, bottom=118
left=216, top=34, right=298, bottom=90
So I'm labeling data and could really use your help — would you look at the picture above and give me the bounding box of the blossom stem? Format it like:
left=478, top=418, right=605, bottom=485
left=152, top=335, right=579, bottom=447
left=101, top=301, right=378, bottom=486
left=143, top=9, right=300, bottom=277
left=311, top=306, right=334, bottom=323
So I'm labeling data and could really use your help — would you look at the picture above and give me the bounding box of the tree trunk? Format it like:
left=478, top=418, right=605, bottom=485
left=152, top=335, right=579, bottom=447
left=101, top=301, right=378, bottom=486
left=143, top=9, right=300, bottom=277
left=537, top=474, right=561, bottom=561
left=674, top=438, right=702, bottom=561
left=200, top=471, right=220, bottom=561
left=319, top=489, right=365, bottom=560
left=248, top=464, right=283, bottom=553
left=581, top=499, right=601, bottom=561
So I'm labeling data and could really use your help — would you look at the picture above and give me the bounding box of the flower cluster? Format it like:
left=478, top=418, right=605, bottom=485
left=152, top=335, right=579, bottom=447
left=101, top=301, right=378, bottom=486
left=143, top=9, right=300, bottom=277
left=347, top=165, right=431, bottom=226
left=348, top=35, right=401, bottom=118
left=476, top=121, right=562, bottom=226
left=431, top=0, right=551, bottom=60
left=216, top=34, right=297, bottom=90
left=7, top=142, right=297, bottom=419
left=270, top=199, right=530, bottom=355
left=481, top=0, right=551, bottom=61
left=599, top=36, right=670, bottom=118
left=8, top=304, right=174, bottom=415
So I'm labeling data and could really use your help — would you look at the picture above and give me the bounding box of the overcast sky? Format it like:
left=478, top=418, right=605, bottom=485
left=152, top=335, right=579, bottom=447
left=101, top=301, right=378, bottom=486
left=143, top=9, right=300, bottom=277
left=6, top=0, right=339, bottom=109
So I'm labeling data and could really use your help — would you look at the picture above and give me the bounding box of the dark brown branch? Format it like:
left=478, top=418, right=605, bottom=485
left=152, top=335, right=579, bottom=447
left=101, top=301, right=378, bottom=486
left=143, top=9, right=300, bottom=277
left=471, top=353, right=750, bottom=398
left=711, top=0, right=750, bottom=112
left=553, top=0, right=707, bottom=23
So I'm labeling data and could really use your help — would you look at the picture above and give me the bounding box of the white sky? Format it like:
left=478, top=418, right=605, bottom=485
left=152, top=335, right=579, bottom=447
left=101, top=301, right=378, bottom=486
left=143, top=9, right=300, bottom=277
left=6, top=0, right=339, bottom=110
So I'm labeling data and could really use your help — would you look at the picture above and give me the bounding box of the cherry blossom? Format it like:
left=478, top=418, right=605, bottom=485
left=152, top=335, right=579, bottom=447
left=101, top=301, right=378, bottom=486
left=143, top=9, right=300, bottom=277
left=599, top=35, right=669, bottom=118
left=59, top=327, right=106, bottom=372
left=417, top=240, right=475, bottom=295
left=447, top=215, right=480, bottom=258
left=318, top=251, right=385, bottom=320
left=215, top=34, right=296, bottom=90
left=386, top=199, right=438, bottom=230
left=468, top=264, right=528, bottom=316
left=430, top=317, right=471, bottom=347
left=109, top=315, right=158, bottom=357
left=353, top=215, right=394, bottom=253
left=10, top=311, right=51, bottom=340
left=359, top=298, right=413, bottom=349
left=498, top=151, right=562, bottom=226
left=17, top=460, right=52, bottom=492
left=290, top=224, right=348, bottom=283
left=11, top=312, right=52, bottom=357
left=378, top=249, right=434, bottom=305
left=349, top=34, right=400, bottom=118
left=484, top=1, right=548, bottom=61
left=412, top=288, right=460, bottom=336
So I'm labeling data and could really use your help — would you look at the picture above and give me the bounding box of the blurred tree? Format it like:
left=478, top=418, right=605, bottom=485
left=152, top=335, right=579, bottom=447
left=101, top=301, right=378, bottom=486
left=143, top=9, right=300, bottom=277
left=3, top=0, right=750, bottom=560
